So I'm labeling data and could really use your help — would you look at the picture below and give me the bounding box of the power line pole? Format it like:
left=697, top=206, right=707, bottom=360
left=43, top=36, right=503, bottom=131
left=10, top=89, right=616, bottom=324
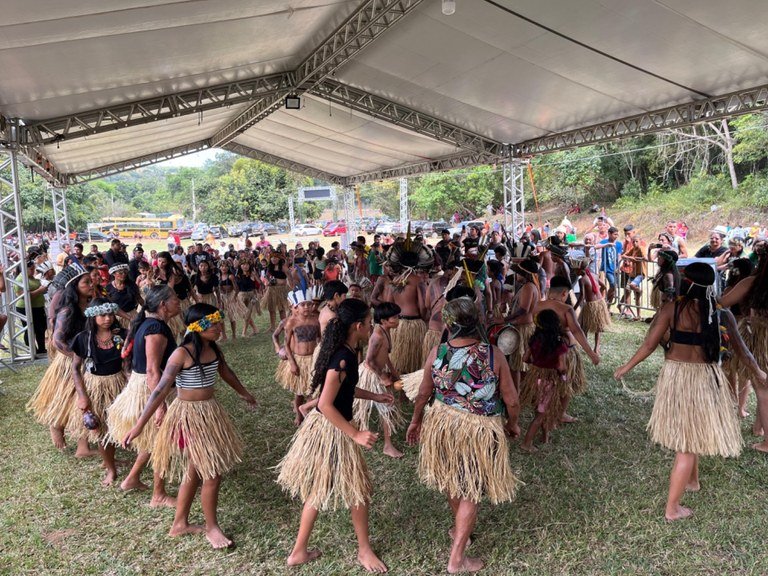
left=191, top=178, right=197, bottom=225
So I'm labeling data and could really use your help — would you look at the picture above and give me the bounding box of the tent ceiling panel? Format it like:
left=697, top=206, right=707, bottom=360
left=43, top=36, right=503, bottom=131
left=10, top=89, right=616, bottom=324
left=0, top=0, right=360, bottom=119
left=236, top=95, right=457, bottom=176
left=41, top=105, right=245, bottom=174
left=336, top=0, right=768, bottom=143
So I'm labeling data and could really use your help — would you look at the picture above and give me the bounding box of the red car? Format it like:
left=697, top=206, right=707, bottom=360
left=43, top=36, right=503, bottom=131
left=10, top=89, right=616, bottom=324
left=322, top=221, right=347, bottom=237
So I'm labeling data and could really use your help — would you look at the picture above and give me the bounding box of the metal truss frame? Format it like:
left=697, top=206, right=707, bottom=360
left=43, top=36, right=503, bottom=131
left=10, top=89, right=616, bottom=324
left=399, top=177, right=408, bottom=229
left=342, top=186, right=356, bottom=249
left=210, top=0, right=424, bottom=147
left=222, top=143, right=346, bottom=185
left=68, top=140, right=211, bottom=184
left=502, top=160, right=525, bottom=239
left=515, top=83, right=768, bottom=156
left=0, top=119, right=36, bottom=362
left=311, top=80, right=504, bottom=155
left=22, top=73, right=294, bottom=147
left=49, top=184, right=70, bottom=247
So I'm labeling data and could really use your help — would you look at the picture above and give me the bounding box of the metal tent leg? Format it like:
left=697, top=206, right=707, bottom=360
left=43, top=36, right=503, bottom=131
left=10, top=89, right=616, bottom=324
left=503, top=161, right=525, bottom=239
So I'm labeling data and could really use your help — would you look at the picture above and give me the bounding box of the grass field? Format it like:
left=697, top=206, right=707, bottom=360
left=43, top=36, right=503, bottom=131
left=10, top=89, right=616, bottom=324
left=2, top=315, right=767, bottom=576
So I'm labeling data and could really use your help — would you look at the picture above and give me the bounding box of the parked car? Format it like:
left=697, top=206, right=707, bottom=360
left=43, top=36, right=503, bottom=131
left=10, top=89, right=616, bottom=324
left=323, top=220, right=347, bottom=237
left=375, top=221, right=403, bottom=235
left=363, top=219, right=379, bottom=234
left=190, top=225, right=209, bottom=241
left=423, top=220, right=450, bottom=237
left=246, top=221, right=278, bottom=236
left=73, top=230, right=111, bottom=242
left=449, top=220, right=484, bottom=236
left=171, top=228, right=193, bottom=239
left=227, top=223, right=244, bottom=237
left=209, top=226, right=224, bottom=239
left=294, top=223, right=323, bottom=236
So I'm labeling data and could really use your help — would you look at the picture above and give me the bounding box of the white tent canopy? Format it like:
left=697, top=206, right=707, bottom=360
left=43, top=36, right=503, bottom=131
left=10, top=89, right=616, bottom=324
left=2, top=0, right=768, bottom=185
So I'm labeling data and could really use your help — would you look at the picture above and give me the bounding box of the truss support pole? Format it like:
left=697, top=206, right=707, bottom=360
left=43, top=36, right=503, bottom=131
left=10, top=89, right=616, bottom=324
left=342, top=186, right=354, bottom=250
left=399, top=177, right=408, bottom=230
left=288, top=197, right=296, bottom=235
left=503, top=161, right=525, bottom=240
left=50, top=184, right=70, bottom=247
left=0, top=119, right=36, bottom=363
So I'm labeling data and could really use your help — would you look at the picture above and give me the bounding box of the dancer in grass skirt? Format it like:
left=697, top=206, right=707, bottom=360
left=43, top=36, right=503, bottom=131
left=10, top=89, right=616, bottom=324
left=615, top=262, right=761, bottom=521
left=217, top=261, right=246, bottom=341
left=106, top=263, right=141, bottom=330
left=124, top=303, right=258, bottom=549
left=276, top=298, right=391, bottom=573
left=406, top=296, right=520, bottom=574
left=68, top=299, right=129, bottom=485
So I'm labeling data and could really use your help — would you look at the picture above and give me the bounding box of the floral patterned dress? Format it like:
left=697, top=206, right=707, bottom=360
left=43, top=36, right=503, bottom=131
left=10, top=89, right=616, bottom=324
left=431, top=341, right=502, bottom=416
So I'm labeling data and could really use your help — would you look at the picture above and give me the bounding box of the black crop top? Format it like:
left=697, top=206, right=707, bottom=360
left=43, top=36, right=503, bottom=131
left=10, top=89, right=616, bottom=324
left=131, top=318, right=177, bottom=374
left=194, top=274, right=219, bottom=295
left=669, top=301, right=707, bottom=346
left=237, top=275, right=256, bottom=292
left=71, top=328, right=127, bottom=375
left=318, top=346, right=359, bottom=421
left=268, top=262, right=287, bottom=280
left=220, top=274, right=233, bottom=288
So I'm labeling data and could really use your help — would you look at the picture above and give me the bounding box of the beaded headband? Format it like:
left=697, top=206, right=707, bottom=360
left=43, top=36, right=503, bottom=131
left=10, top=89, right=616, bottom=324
left=109, top=263, right=129, bottom=274
left=84, top=302, right=119, bottom=317
left=186, top=310, right=224, bottom=333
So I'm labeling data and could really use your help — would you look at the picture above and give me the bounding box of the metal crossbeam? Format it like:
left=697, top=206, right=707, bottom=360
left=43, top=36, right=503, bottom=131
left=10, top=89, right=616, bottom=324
left=311, top=79, right=504, bottom=155
left=344, top=150, right=500, bottom=184
left=515, top=83, right=768, bottom=156
left=222, top=142, right=347, bottom=185
left=0, top=119, right=36, bottom=362
left=210, top=0, right=424, bottom=148
left=22, top=73, right=293, bottom=146
left=68, top=140, right=210, bottom=184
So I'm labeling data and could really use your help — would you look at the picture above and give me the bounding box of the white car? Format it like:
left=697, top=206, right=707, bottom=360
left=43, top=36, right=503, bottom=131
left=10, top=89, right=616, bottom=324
left=294, top=224, right=323, bottom=236
left=375, top=221, right=403, bottom=235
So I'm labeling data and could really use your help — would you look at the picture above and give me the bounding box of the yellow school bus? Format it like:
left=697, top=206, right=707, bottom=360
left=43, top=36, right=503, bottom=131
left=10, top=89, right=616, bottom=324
left=101, top=214, right=185, bottom=240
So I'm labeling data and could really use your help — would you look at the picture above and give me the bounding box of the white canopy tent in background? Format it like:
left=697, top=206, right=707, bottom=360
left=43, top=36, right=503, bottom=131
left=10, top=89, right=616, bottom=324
left=1, top=0, right=768, bottom=361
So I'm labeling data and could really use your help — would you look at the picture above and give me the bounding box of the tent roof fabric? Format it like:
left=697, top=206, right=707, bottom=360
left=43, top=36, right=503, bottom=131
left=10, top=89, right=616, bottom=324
left=2, top=0, right=768, bottom=184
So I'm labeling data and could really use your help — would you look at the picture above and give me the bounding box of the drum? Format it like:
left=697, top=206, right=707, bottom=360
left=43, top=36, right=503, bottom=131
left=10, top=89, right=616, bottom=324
left=488, top=323, right=520, bottom=356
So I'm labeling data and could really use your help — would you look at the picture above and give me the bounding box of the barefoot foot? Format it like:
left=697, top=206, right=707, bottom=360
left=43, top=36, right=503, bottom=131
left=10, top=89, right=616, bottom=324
left=752, top=441, right=768, bottom=453
left=150, top=494, right=177, bottom=508
left=665, top=506, right=694, bottom=521
left=169, top=523, right=205, bottom=537
left=382, top=445, right=404, bottom=459
left=685, top=481, right=700, bottom=492
left=358, top=548, right=388, bottom=573
left=75, top=447, right=100, bottom=458
left=287, top=549, right=322, bottom=567
left=102, top=468, right=118, bottom=486
left=206, top=526, right=234, bottom=549
left=560, top=414, right=579, bottom=424
left=520, top=444, right=538, bottom=454
left=50, top=427, right=66, bottom=450
left=448, top=556, right=484, bottom=574
left=120, top=478, right=149, bottom=492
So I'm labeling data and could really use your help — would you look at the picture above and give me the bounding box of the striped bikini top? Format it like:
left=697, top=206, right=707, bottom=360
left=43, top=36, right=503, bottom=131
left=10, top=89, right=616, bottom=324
left=175, top=349, right=219, bottom=390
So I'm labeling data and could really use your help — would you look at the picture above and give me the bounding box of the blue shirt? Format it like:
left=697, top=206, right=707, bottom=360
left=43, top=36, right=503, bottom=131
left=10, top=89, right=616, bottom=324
left=599, top=239, right=622, bottom=275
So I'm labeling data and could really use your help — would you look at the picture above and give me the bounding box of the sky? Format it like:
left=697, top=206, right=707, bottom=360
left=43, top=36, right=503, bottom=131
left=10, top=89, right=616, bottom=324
left=162, top=148, right=222, bottom=168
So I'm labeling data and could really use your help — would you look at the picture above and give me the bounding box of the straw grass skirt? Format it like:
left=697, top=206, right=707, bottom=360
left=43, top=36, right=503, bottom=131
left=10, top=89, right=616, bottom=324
left=276, top=409, right=372, bottom=511
left=65, top=371, right=126, bottom=444
left=580, top=299, right=611, bottom=334
left=422, top=328, right=443, bottom=364
left=418, top=400, right=518, bottom=505
left=106, top=372, right=158, bottom=453
left=650, top=285, right=662, bottom=310
left=46, top=328, right=56, bottom=361
left=519, top=366, right=569, bottom=431
left=402, top=369, right=425, bottom=402
left=117, top=309, right=138, bottom=330
left=196, top=292, right=218, bottom=307
left=647, top=360, right=741, bottom=457
left=353, top=363, right=404, bottom=433
left=261, top=284, right=290, bottom=313
left=508, top=322, right=535, bottom=372
left=152, top=396, right=243, bottom=483
left=221, top=290, right=247, bottom=319
left=567, top=346, right=587, bottom=394
left=167, top=314, right=185, bottom=341
left=276, top=354, right=314, bottom=396
left=391, top=318, right=427, bottom=374
left=737, top=316, right=768, bottom=380
left=26, top=352, right=75, bottom=428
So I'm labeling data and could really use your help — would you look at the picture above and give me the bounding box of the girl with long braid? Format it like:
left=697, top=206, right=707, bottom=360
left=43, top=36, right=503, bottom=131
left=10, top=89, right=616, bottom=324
left=27, top=264, right=94, bottom=454
left=276, top=298, right=391, bottom=573
left=67, top=298, right=129, bottom=485
left=123, top=303, right=258, bottom=549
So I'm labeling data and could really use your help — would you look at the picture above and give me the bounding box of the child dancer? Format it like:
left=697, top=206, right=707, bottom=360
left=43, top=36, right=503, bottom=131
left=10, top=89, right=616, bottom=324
left=353, top=302, right=404, bottom=458
left=276, top=288, right=321, bottom=423
left=68, top=299, right=129, bottom=484
left=236, top=260, right=261, bottom=337
left=217, top=261, right=246, bottom=341
left=276, top=298, right=391, bottom=573
left=520, top=310, right=569, bottom=452
left=124, top=304, right=258, bottom=548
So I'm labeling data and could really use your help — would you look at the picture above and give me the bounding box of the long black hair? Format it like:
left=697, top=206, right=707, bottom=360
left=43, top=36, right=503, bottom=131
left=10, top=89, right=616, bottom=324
left=127, top=284, right=176, bottom=343
left=529, top=309, right=565, bottom=358
left=311, top=298, right=370, bottom=393
left=53, top=273, right=90, bottom=347
left=748, top=244, right=768, bottom=310
left=181, top=303, right=223, bottom=380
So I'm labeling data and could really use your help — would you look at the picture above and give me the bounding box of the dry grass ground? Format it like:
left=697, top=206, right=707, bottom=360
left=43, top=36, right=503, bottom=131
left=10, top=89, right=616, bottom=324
left=2, top=315, right=768, bottom=575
